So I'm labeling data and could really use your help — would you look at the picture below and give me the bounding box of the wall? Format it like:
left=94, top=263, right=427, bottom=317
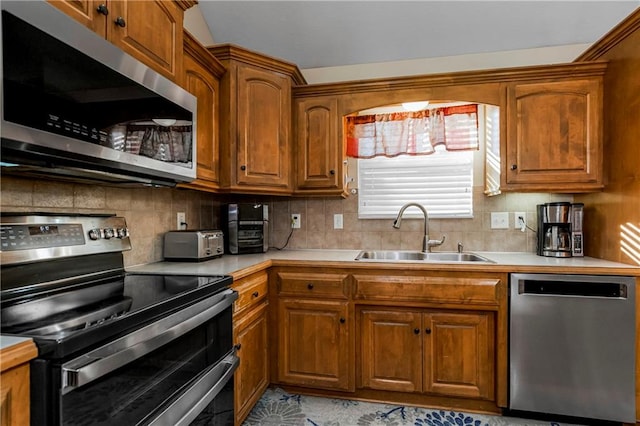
left=574, top=10, right=640, bottom=266
left=0, top=176, right=221, bottom=267
left=268, top=188, right=573, bottom=254
left=301, top=44, right=591, bottom=84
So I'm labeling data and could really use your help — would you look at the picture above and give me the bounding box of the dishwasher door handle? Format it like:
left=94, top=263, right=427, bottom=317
left=518, top=280, right=628, bottom=299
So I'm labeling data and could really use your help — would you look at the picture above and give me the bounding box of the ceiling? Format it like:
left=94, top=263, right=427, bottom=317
left=198, top=1, right=639, bottom=70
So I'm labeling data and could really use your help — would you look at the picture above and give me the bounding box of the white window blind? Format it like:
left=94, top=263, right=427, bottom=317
left=357, top=149, right=474, bottom=219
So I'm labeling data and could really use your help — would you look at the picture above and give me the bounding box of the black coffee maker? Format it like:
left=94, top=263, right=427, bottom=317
left=536, top=202, right=572, bottom=257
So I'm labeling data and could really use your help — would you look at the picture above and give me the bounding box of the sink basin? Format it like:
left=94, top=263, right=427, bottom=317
left=355, top=250, right=495, bottom=263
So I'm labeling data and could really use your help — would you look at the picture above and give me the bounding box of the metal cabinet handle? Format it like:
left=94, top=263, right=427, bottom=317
left=414, top=328, right=420, bottom=334
left=61, top=289, right=238, bottom=394
left=329, top=169, right=335, bottom=175
left=425, top=328, right=432, bottom=334
left=511, top=164, right=518, bottom=170
left=96, top=4, right=109, bottom=15
left=114, top=16, right=126, bottom=27
left=240, top=165, right=247, bottom=171
left=339, top=317, right=346, bottom=324
left=252, top=291, right=259, bottom=298
left=307, top=283, right=314, bottom=290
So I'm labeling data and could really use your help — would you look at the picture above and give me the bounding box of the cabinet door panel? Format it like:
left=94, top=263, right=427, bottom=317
left=48, top=0, right=106, bottom=36
left=183, top=54, right=220, bottom=185
left=234, top=302, right=269, bottom=425
left=278, top=299, right=350, bottom=390
left=360, top=309, right=422, bottom=392
left=237, top=66, right=290, bottom=188
left=295, top=97, right=341, bottom=190
left=506, top=79, right=602, bottom=188
left=424, top=311, right=494, bottom=399
left=108, top=0, right=183, bottom=81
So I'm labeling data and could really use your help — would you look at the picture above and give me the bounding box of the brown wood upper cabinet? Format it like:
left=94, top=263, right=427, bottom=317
left=210, top=45, right=306, bottom=195
left=178, top=32, right=226, bottom=192
left=49, top=1, right=192, bottom=83
left=294, top=96, right=347, bottom=197
left=504, top=74, right=604, bottom=192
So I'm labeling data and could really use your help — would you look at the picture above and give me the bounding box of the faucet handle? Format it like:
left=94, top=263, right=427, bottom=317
left=457, top=242, right=464, bottom=253
left=427, top=235, right=446, bottom=249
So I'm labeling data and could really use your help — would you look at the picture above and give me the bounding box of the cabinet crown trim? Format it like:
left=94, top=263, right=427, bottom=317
left=292, top=61, right=607, bottom=97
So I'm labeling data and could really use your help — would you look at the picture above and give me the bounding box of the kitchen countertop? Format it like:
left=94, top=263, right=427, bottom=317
left=126, top=249, right=640, bottom=278
left=0, top=336, right=38, bottom=372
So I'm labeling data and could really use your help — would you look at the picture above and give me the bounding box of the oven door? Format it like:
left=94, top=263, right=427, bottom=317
left=59, top=289, right=237, bottom=426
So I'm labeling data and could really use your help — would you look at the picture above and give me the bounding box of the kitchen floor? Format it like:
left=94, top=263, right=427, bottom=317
left=242, top=388, right=587, bottom=426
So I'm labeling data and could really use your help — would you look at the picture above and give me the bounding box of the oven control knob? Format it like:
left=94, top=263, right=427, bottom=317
left=103, top=228, right=115, bottom=239
left=88, top=228, right=102, bottom=240
left=116, top=228, right=129, bottom=239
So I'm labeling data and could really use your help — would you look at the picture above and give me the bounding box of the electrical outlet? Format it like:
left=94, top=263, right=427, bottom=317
left=514, top=212, right=526, bottom=230
left=333, top=214, right=343, bottom=229
left=490, top=212, right=509, bottom=229
left=176, top=212, right=186, bottom=230
left=291, top=213, right=301, bottom=229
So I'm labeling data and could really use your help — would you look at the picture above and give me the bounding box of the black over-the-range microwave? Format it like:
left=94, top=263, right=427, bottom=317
left=0, top=1, right=198, bottom=186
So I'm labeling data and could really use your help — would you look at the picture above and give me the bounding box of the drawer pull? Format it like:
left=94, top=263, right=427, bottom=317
left=413, top=328, right=420, bottom=335
left=425, top=328, right=432, bottom=334
left=252, top=291, right=259, bottom=298
left=235, top=344, right=242, bottom=351
left=307, top=283, right=314, bottom=290
left=114, top=16, right=126, bottom=27
left=339, top=317, right=345, bottom=324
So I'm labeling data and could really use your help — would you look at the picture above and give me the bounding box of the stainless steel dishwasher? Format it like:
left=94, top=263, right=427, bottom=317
left=509, top=273, right=636, bottom=423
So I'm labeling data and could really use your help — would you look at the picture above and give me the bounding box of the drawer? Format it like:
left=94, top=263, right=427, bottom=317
left=353, top=274, right=501, bottom=306
left=277, top=272, right=350, bottom=299
left=233, top=271, right=268, bottom=315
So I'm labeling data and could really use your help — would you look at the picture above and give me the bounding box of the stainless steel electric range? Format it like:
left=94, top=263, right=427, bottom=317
left=0, top=213, right=237, bottom=426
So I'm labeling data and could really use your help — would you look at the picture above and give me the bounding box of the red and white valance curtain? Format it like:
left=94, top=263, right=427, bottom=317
left=346, top=104, right=479, bottom=158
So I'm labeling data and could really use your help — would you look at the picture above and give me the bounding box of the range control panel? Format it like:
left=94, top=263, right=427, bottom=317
left=0, top=214, right=131, bottom=265
left=1, top=223, right=85, bottom=251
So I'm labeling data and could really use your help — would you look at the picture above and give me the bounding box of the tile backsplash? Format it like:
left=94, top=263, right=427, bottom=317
left=268, top=187, right=574, bottom=254
left=1, top=177, right=574, bottom=266
left=1, top=176, right=221, bottom=266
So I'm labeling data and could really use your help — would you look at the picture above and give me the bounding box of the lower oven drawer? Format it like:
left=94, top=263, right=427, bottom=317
left=42, top=289, right=238, bottom=426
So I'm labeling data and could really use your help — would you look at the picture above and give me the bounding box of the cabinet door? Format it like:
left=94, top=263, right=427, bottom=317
left=0, top=364, right=31, bottom=426
left=48, top=0, right=107, bottom=37
left=359, top=308, right=422, bottom=393
left=108, top=0, right=183, bottom=82
left=423, top=311, right=494, bottom=399
left=234, top=302, right=269, bottom=426
left=277, top=299, right=351, bottom=390
left=183, top=50, right=220, bottom=187
left=505, top=79, right=602, bottom=191
left=295, top=97, right=343, bottom=194
left=236, top=66, right=291, bottom=189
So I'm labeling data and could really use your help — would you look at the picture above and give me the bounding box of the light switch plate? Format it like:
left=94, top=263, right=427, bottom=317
left=490, top=212, right=509, bottom=229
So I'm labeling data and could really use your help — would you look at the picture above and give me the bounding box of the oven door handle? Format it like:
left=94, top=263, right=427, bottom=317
left=61, top=288, right=238, bottom=394
left=143, top=350, right=239, bottom=426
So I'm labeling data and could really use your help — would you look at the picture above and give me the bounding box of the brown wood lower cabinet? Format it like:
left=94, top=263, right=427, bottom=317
left=232, top=271, right=269, bottom=426
left=359, top=308, right=494, bottom=400
left=277, top=298, right=352, bottom=391
left=234, top=301, right=269, bottom=425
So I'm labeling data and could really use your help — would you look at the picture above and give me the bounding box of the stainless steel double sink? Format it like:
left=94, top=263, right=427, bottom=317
left=355, top=250, right=495, bottom=263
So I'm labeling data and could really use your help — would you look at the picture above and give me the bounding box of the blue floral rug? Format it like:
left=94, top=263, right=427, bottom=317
left=242, top=388, right=582, bottom=426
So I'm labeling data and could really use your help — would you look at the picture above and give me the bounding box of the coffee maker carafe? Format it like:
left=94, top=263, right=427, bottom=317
left=537, top=202, right=573, bottom=257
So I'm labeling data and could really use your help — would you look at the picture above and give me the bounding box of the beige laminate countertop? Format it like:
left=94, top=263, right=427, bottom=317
left=126, top=249, right=640, bottom=278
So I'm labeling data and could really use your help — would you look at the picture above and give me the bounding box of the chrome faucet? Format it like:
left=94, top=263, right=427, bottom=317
left=392, top=202, right=445, bottom=252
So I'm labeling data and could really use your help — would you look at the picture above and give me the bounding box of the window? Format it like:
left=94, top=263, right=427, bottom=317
left=351, top=103, right=488, bottom=220
left=357, top=149, right=474, bottom=219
